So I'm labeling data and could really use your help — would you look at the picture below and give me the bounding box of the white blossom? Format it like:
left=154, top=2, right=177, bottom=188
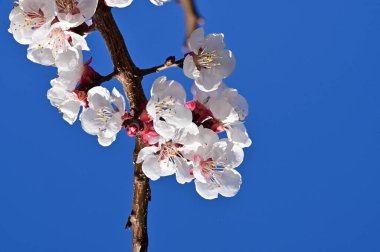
left=80, top=87, right=125, bottom=147
left=27, top=22, right=89, bottom=71
left=47, top=63, right=84, bottom=124
left=191, top=127, right=243, bottom=199
left=146, top=76, right=192, bottom=139
left=192, top=84, right=251, bottom=148
left=183, top=28, right=236, bottom=92
left=9, top=0, right=56, bottom=45
left=55, top=0, right=98, bottom=28
left=137, top=123, right=199, bottom=183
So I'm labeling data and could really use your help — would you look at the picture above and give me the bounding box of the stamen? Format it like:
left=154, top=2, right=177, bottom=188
left=22, top=9, right=46, bottom=30
left=56, top=0, right=80, bottom=15
left=193, top=50, right=223, bottom=70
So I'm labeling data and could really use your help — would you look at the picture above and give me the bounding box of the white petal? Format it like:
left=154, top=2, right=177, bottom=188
left=219, top=169, right=242, bottom=198
left=105, top=0, right=134, bottom=8
left=198, top=125, right=219, bottom=150
left=57, top=0, right=98, bottom=28
left=209, top=98, right=239, bottom=124
left=69, top=32, right=90, bottom=51
left=226, top=123, right=252, bottom=148
left=193, top=164, right=207, bottom=183
left=150, top=0, right=170, bottom=6
left=55, top=48, right=82, bottom=72
left=87, top=86, right=111, bottom=110
left=151, top=76, right=187, bottom=103
left=195, top=179, right=219, bottom=200
left=215, top=49, right=236, bottom=78
left=204, top=33, right=225, bottom=52
left=103, top=116, right=123, bottom=139
left=173, top=123, right=199, bottom=144
left=80, top=108, right=103, bottom=135
left=175, top=158, right=193, bottom=184
left=153, top=119, right=177, bottom=139
left=195, top=67, right=223, bottom=92
left=142, top=155, right=164, bottom=181
left=27, top=43, right=55, bottom=66
left=51, top=65, right=83, bottom=91
left=111, top=88, right=126, bottom=114
left=183, top=55, right=200, bottom=80
left=60, top=99, right=81, bottom=124
left=159, top=157, right=177, bottom=177
left=188, top=27, right=205, bottom=53
left=98, top=135, right=116, bottom=147
left=221, top=88, right=249, bottom=120
left=137, top=146, right=160, bottom=164
left=163, top=104, right=192, bottom=128
left=211, top=140, right=244, bottom=169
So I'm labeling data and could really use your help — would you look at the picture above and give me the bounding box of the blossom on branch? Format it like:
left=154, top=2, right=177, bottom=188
left=191, top=127, right=244, bottom=199
left=80, top=87, right=126, bottom=147
left=27, top=22, right=89, bottom=71
left=55, top=0, right=98, bottom=28
left=47, top=57, right=102, bottom=124
left=137, top=123, right=199, bottom=183
left=191, top=84, right=252, bottom=148
left=9, top=0, right=56, bottom=45
left=146, top=76, right=193, bottom=139
left=183, top=28, right=236, bottom=92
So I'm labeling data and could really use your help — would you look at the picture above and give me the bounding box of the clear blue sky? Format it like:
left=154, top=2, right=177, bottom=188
left=1, top=1, right=380, bottom=251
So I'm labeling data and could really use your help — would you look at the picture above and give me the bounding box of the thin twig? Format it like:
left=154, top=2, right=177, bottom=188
left=94, top=70, right=118, bottom=86
left=139, top=57, right=184, bottom=76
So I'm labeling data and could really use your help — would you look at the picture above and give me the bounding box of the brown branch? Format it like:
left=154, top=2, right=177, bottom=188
left=92, top=70, right=118, bottom=86
left=179, top=0, right=204, bottom=42
left=139, top=56, right=184, bottom=76
left=93, top=2, right=150, bottom=252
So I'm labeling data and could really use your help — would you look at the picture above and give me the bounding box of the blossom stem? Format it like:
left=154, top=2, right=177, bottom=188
left=98, top=70, right=118, bottom=84
left=139, top=57, right=184, bottom=76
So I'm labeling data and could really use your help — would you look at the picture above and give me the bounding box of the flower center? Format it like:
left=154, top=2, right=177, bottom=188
left=24, top=9, right=46, bottom=30
left=155, top=96, right=175, bottom=115
left=56, top=0, right=81, bottom=15
left=47, top=27, right=69, bottom=55
left=158, top=141, right=183, bottom=164
left=193, top=50, right=222, bottom=70
left=96, top=107, right=113, bottom=121
left=200, top=158, right=225, bottom=183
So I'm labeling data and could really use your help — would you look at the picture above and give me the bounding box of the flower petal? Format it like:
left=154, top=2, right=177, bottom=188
left=219, top=169, right=242, bottom=198
left=188, top=27, right=205, bottom=53
left=195, top=179, right=219, bottom=200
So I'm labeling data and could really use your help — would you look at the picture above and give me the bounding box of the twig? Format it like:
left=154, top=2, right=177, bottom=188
left=179, top=0, right=204, bottom=42
left=139, top=56, right=184, bottom=76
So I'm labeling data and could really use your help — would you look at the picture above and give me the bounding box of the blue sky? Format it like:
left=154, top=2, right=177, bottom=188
left=1, top=0, right=380, bottom=251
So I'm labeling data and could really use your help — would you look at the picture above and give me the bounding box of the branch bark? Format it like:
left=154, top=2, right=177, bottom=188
left=93, top=2, right=150, bottom=252
left=139, top=57, right=184, bottom=76
left=179, top=0, right=203, bottom=40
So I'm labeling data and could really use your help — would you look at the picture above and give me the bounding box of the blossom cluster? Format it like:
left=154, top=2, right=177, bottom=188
left=133, top=28, right=251, bottom=199
left=9, top=1, right=251, bottom=199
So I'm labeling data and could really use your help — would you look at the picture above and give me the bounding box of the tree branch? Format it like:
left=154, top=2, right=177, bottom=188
left=93, top=2, right=150, bottom=252
left=179, top=0, right=203, bottom=41
left=92, top=70, right=118, bottom=86
left=139, top=56, right=184, bottom=76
